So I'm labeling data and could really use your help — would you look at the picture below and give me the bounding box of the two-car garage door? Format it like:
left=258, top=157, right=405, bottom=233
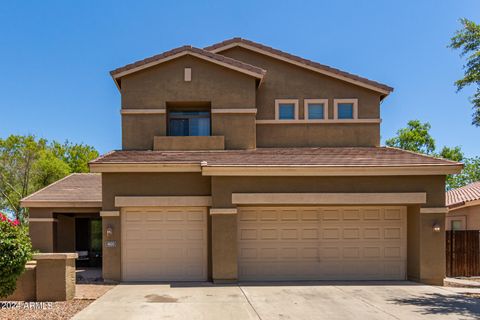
left=238, top=206, right=407, bottom=281
left=121, top=205, right=406, bottom=282
left=121, top=207, right=208, bottom=281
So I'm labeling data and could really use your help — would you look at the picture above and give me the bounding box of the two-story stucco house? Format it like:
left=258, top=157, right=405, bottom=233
left=21, top=38, right=462, bottom=285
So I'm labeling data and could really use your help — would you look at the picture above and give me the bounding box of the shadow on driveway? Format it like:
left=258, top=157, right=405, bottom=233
left=390, top=293, right=480, bottom=318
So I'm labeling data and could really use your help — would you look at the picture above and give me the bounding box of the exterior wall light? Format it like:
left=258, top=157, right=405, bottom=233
left=106, top=225, right=113, bottom=237
left=433, top=223, right=441, bottom=232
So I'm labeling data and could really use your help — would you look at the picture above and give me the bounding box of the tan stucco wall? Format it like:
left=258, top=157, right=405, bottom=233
left=35, top=257, right=76, bottom=301
left=256, top=123, right=379, bottom=147
left=212, top=114, right=256, bottom=149
left=407, top=205, right=445, bottom=285
left=447, top=205, right=480, bottom=230
left=120, top=55, right=257, bottom=150
left=219, top=46, right=383, bottom=147
left=101, top=172, right=211, bottom=281
left=211, top=214, right=237, bottom=281
left=154, top=135, right=225, bottom=150
left=6, top=262, right=37, bottom=301
left=122, top=114, right=165, bottom=150
left=56, top=215, right=75, bottom=252
left=211, top=175, right=445, bottom=208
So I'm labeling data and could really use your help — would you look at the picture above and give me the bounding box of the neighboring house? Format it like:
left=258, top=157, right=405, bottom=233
left=446, top=181, right=480, bottom=231
left=21, top=38, right=462, bottom=285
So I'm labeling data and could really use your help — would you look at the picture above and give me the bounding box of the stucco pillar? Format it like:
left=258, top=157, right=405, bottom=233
left=211, top=213, right=238, bottom=282
left=34, top=253, right=77, bottom=301
left=29, top=209, right=57, bottom=252
left=56, top=215, right=75, bottom=252
left=407, top=205, right=446, bottom=285
left=102, top=215, right=121, bottom=282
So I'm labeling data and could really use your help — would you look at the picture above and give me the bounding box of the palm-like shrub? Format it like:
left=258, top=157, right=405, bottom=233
left=0, top=212, right=32, bottom=298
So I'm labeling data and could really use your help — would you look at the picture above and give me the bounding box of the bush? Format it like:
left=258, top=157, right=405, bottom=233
left=0, top=212, right=32, bottom=298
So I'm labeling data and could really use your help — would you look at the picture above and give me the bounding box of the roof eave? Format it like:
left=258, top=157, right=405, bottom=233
left=89, top=162, right=462, bottom=176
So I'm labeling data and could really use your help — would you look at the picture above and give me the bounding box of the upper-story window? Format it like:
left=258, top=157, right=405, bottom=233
left=334, top=99, right=358, bottom=120
left=275, top=99, right=299, bottom=120
left=168, top=110, right=211, bottom=136
left=305, top=99, right=328, bottom=120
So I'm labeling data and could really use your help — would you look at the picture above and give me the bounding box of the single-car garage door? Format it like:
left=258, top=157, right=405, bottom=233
left=121, top=207, right=208, bottom=281
left=238, top=206, right=406, bottom=281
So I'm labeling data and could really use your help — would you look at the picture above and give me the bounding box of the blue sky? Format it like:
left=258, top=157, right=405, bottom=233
left=0, top=1, right=479, bottom=157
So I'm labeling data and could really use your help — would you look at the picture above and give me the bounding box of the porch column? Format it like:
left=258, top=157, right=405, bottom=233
left=100, top=211, right=121, bottom=282
left=29, top=208, right=57, bottom=252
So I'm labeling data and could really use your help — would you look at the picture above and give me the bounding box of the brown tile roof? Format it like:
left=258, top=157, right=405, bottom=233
left=90, top=147, right=459, bottom=167
left=110, top=45, right=266, bottom=79
left=21, top=173, right=102, bottom=207
left=204, top=37, right=394, bottom=95
left=446, top=181, right=480, bottom=208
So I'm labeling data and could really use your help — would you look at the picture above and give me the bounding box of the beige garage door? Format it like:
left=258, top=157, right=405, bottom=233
left=122, top=207, right=208, bottom=281
left=238, top=206, right=406, bottom=281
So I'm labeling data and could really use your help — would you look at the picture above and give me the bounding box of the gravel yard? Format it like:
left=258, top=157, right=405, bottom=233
left=0, top=284, right=114, bottom=320
left=0, top=300, right=94, bottom=320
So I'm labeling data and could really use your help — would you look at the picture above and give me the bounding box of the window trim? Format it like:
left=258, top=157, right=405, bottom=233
left=275, top=99, right=299, bottom=120
left=334, top=99, right=358, bottom=120
left=446, top=216, right=466, bottom=231
left=305, top=99, right=328, bottom=120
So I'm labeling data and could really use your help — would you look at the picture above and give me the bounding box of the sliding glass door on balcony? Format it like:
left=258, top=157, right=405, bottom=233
left=168, top=111, right=211, bottom=136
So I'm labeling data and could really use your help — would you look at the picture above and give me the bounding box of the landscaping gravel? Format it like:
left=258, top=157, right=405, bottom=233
left=0, top=284, right=115, bottom=320
left=0, top=299, right=93, bottom=320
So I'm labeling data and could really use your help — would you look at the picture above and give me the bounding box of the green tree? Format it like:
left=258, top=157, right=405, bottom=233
left=386, top=121, right=480, bottom=190
left=51, top=141, right=99, bottom=173
left=449, top=18, right=480, bottom=126
left=0, top=135, right=47, bottom=221
left=385, top=120, right=436, bottom=154
left=31, top=149, right=71, bottom=189
left=439, top=146, right=464, bottom=162
left=0, top=135, right=99, bottom=222
left=445, top=157, right=480, bottom=190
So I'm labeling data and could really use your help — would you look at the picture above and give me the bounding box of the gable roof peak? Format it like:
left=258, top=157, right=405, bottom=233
left=205, top=37, right=393, bottom=96
left=110, top=44, right=266, bottom=89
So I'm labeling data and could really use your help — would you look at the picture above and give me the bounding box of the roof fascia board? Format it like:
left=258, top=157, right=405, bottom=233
left=448, top=199, right=480, bottom=211
left=201, top=165, right=463, bottom=176
left=20, top=200, right=102, bottom=208
left=89, top=163, right=202, bottom=173
left=210, top=42, right=390, bottom=95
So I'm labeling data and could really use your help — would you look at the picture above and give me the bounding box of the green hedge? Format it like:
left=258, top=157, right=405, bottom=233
left=0, top=213, right=32, bottom=298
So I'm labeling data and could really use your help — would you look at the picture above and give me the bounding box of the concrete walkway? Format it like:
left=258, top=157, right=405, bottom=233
left=444, top=277, right=480, bottom=288
left=73, top=281, right=480, bottom=320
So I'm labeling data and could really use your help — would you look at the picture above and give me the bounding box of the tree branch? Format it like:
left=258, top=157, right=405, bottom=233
left=0, top=189, right=19, bottom=217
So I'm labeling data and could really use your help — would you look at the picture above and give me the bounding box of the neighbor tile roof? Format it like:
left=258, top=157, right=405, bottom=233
left=110, top=45, right=266, bottom=78
left=21, top=173, right=101, bottom=206
left=90, top=147, right=459, bottom=167
left=446, top=181, right=480, bottom=208
left=204, top=37, right=394, bottom=94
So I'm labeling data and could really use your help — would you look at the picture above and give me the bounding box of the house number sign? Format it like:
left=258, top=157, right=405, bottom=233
left=105, top=240, right=117, bottom=248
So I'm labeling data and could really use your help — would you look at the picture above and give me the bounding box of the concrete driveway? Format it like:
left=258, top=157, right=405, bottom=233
left=73, top=281, right=480, bottom=320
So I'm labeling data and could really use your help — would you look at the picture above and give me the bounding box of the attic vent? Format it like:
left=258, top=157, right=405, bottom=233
left=184, top=68, right=192, bottom=82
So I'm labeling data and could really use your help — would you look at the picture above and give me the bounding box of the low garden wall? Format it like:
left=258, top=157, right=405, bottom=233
left=4, top=253, right=78, bottom=302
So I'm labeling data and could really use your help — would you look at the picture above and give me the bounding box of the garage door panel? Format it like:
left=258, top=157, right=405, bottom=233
left=238, top=206, right=406, bottom=281
left=122, top=207, right=207, bottom=282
